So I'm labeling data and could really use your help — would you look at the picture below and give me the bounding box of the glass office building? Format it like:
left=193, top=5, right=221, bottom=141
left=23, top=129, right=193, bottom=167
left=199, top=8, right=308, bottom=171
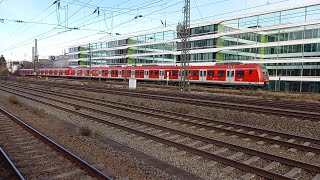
left=68, top=2, right=320, bottom=93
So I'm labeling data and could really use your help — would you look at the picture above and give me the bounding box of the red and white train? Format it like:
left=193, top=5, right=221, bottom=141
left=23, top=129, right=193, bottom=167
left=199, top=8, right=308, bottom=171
left=19, top=63, right=269, bottom=88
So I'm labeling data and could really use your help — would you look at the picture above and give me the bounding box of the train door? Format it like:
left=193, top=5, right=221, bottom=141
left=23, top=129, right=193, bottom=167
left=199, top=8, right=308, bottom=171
left=160, top=70, right=164, bottom=80
left=144, top=70, right=148, bottom=79
left=200, top=69, right=206, bottom=82
left=227, top=68, right=235, bottom=84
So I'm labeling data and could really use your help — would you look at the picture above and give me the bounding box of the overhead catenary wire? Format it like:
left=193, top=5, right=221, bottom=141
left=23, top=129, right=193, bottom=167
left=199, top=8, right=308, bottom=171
left=9, top=4, right=55, bottom=37
left=0, top=0, right=299, bottom=55
left=35, top=0, right=306, bottom=53
left=0, top=0, right=166, bottom=53
left=0, top=0, right=94, bottom=53
left=43, top=0, right=300, bottom=52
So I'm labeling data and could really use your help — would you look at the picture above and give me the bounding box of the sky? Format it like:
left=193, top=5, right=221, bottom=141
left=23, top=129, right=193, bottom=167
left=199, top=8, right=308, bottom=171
left=0, top=0, right=318, bottom=61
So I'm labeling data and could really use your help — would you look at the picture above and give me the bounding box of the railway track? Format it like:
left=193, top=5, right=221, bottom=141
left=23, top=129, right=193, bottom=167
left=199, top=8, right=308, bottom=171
left=5, top=78, right=320, bottom=121
left=0, top=108, right=112, bottom=180
left=4, top=81, right=320, bottom=154
left=1, top=83, right=320, bottom=179
left=0, top=147, right=24, bottom=179
left=14, top=77, right=320, bottom=112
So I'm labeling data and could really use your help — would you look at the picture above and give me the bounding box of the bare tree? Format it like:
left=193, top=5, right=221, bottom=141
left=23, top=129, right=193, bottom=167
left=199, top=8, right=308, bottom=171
left=0, top=55, right=9, bottom=75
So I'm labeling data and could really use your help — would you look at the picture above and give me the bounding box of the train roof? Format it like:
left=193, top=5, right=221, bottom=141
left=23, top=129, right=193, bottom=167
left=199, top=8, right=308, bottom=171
left=24, top=63, right=262, bottom=71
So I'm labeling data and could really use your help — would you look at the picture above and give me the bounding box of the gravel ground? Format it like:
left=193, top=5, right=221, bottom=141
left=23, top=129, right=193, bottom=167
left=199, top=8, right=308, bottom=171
left=0, top=92, right=177, bottom=180
left=19, top=76, right=320, bottom=103
left=0, top=88, right=246, bottom=179
left=35, top=83, right=320, bottom=140
left=2, top=86, right=318, bottom=179
left=3, top=80, right=320, bottom=179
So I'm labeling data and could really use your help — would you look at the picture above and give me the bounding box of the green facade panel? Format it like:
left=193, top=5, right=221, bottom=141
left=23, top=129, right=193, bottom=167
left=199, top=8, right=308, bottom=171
left=217, top=24, right=225, bottom=33
left=79, top=46, right=87, bottom=51
left=79, top=53, right=87, bottom=58
left=79, top=61, right=87, bottom=65
left=216, top=52, right=224, bottom=61
left=128, top=48, right=136, bottom=55
left=217, top=38, right=224, bottom=47
left=128, top=38, right=136, bottom=45
left=260, top=34, right=268, bottom=55
left=128, top=58, right=135, bottom=64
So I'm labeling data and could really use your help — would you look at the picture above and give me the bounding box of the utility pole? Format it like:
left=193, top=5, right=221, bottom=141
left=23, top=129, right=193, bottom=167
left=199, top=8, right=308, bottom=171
left=32, top=47, right=35, bottom=72
left=89, top=43, right=92, bottom=80
left=179, top=0, right=191, bottom=92
left=34, top=39, right=38, bottom=75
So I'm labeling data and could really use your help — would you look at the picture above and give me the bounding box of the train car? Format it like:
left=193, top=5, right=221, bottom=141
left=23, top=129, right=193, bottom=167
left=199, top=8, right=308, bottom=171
left=19, top=63, right=269, bottom=88
left=39, top=68, right=72, bottom=76
left=19, top=69, right=34, bottom=76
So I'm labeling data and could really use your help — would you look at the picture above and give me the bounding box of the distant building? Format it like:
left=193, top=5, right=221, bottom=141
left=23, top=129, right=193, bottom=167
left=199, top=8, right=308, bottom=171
left=68, top=2, right=320, bottom=93
left=39, top=55, right=69, bottom=68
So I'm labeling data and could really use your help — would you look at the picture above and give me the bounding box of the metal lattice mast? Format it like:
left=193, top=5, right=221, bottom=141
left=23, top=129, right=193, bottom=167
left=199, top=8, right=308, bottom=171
left=179, top=0, right=191, bottom=92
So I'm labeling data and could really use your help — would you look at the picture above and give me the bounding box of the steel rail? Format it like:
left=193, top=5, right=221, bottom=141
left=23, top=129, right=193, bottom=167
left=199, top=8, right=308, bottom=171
left=0, top=108, right=112, bottom=180
left=9, top=79, right=320, bottom=121
left=1, top=87, right=320, bottom=179
left=4, top=82, right=320, bottom=153
left=0, top=147, right=25, bottom=180
left=9, top=78, right=320, bottom=113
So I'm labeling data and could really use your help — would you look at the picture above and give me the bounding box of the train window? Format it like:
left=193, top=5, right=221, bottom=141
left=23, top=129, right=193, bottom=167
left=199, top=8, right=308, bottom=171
left=218, top=71, right=225, bottom=77
left=155, top=71, right=159, bottom=75
left=231, top=71, right=234, bottom=77
left=249, top=70, right=253, bottom=74
left=227, top=71, right=230, bottom=77
left=203, top=71, right=206, bottom=77
left=111, top=70, right=114, bottom=74
left=128, top=70, right=131, bottom=75
left=149, top=71, right=153, bottom=75
left=173, top=71, right=178, bottom=76
left=193, top=71, right=199, bottom=76
left=237, top=71, right=245, bottom=78
left=208, top=71, right=214, bottom=77
left=140, top=71, right=144, bottom=75
left=200, top=71, right=203, bottom=77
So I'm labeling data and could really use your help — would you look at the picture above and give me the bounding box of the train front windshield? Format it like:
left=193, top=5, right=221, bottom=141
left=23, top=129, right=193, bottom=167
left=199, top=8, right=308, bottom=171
left=261, top=65, right=269, bottom=78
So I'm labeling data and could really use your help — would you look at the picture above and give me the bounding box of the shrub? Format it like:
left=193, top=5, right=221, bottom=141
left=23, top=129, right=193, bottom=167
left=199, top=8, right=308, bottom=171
left=139, top=101, right=146, bottom=107
left=74, top=105, right=81, bottom=110
left=8, top=95, right=19, bottom=105
left=78, top=127, right=91, bottom=136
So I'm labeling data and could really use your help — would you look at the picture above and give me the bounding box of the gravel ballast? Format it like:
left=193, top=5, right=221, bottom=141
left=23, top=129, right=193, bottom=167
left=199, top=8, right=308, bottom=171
left=2, top=80, right=320, bottom=179
left=0, top=92, right=177, bottom=180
